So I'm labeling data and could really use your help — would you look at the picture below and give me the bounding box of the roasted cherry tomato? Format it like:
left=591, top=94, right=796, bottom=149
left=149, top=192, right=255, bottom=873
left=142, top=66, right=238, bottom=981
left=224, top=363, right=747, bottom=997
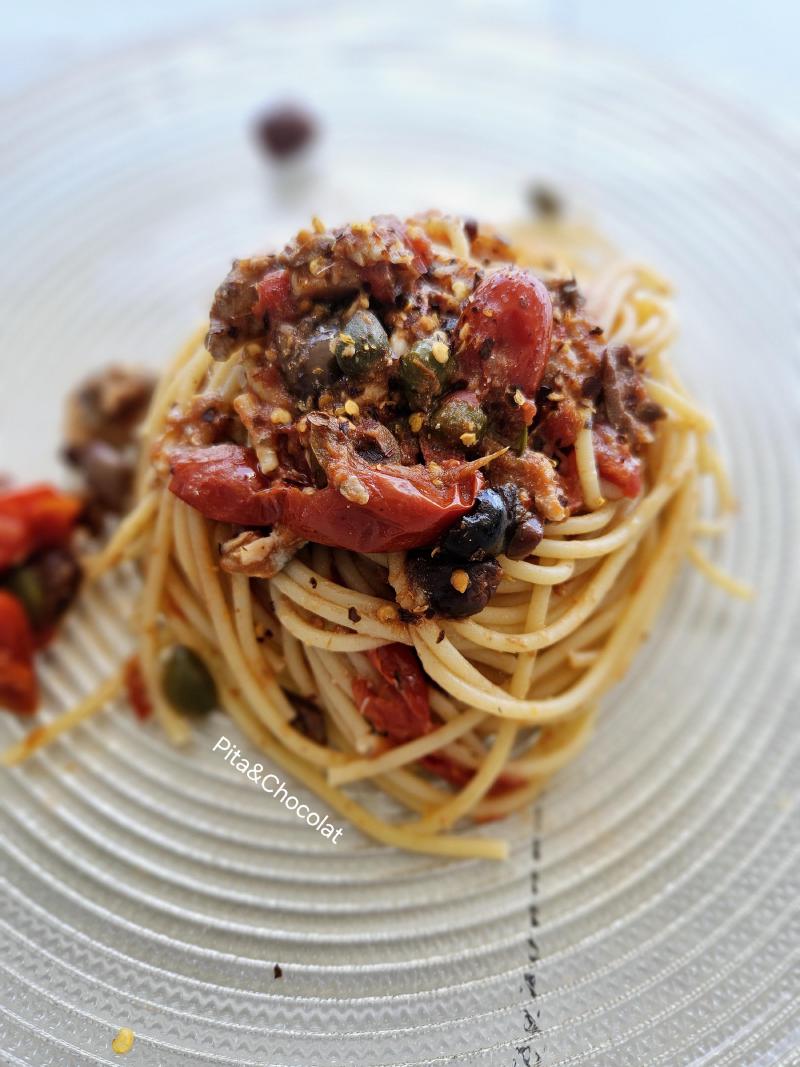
left=0, top=484, right=82, bottom=571
left=351, top=644, right=431, bottom=742
left=456, top=266, right=552, bottom=411
left=0, top=590, right=38, bottom=713
left=168, top=442, right=483, bottom=554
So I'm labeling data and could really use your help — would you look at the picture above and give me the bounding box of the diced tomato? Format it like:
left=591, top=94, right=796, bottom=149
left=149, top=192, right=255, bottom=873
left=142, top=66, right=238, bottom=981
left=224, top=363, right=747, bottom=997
left=367, top=645, right=430, bottom=727
left=351, top=644, right=431, bottom=743
left=0, top=484, right=82, bottom=571
left=369, top=215, right=433, bottom=275
left=361, top=263, right=398, bottom=304
left=0, top=590, right=38, bottom=714
left=252, top=269, right=296, bottom=323
left=538, top=399, right=584, bottom=451
left=124, top=656, right=152, bottom=721
left=405, top=226, right=434, bottom=272
left=456, top=266, right=553, bottom=409
left=168, top=442, right=482, bottom=554
left=592, top=423, right=642, bottom=498
left=558, top=423, right=642, bottom=509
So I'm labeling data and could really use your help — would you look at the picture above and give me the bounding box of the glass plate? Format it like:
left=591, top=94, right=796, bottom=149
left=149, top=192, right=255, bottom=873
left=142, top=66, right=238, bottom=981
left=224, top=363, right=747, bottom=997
left=1, top=5, right=798, bottom=1064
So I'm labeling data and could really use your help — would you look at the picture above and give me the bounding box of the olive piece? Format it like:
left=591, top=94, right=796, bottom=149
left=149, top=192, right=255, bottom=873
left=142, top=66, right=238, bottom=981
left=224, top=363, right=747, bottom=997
left=442, top=488, right=512, bottom=561
left=398, top=335, right=452, bottom=409
left=430, top=390, right=487, bottom=447
left=333, top=309, right=389, bottom=376
left=162, top=645, right=217, bottom=716
left=291, top=324, right=340, bottom=396
left=405, top=553, right=501, bottom=619
left=5, top=566, right=45, bottom=628
left=254, top=102, right=316, bottom=160
left=290, top=695, right=327, bottom=745
left=4, top=547, right=82, bottom=631
left=506, top=514, right=544, bottom=560
left=528, top=182, right=563, bottom=219
left=77, top=439, right=134, bottom=512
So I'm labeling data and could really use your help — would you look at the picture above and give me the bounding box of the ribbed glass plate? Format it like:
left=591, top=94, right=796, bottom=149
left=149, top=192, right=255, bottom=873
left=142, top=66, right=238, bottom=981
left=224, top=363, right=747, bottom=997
left=1, top=5, right=798, bottom=1064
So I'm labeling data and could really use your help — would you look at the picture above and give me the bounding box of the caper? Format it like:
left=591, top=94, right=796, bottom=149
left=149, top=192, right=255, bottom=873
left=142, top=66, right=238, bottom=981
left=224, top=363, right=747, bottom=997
left=5, top=566, right=45, bottom=629
left=399, top=335, right=452, bottom=409
left=333, top=309, right=389, bottom=376
left=430, top=391, right=487, bottom=446
left=162, top=645, right=217, bottom=716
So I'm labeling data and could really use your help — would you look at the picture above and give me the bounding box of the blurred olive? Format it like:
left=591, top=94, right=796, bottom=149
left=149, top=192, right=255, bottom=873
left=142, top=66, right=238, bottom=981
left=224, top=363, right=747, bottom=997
left=162, top=646, right=217, bottom=716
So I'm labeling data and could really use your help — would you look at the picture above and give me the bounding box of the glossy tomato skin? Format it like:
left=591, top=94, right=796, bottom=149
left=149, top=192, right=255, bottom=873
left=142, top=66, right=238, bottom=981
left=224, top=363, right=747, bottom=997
left=456, top=266, right=552, bottom=405
left=167, top=444, right=482, bottom=554
left=168, top=445, right=272, bottom=526
left=0, top=485, right=82, bottom=571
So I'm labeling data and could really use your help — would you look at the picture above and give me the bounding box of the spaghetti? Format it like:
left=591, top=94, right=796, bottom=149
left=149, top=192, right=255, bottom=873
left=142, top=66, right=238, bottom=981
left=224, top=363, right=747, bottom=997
left=2, top=213, right=744, bottom=861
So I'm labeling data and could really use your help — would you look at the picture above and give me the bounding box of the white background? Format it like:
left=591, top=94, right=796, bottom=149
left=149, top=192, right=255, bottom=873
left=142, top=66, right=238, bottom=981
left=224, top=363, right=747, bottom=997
left=3, top=0, right=799, bottom=138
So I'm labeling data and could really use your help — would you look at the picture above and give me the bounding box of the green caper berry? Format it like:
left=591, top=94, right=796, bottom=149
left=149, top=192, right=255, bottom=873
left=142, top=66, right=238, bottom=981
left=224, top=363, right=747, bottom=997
left=399, top=336, right=452, bottom=409
left=333, top=309, right=389, bottom=376
left=431, top=394, right=488, bottom=445
left=162, top=645, right=217, bottom=716
left=5, top=566, right=45, bottom=628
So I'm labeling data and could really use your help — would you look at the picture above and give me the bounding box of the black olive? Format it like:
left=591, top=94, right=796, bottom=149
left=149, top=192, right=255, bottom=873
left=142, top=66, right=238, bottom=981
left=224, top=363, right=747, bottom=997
left=506, top=514, right=544, bottom=559
left=442, top=486, right=524, bottom=562
left=405, top=553, right=501, bottom=619
left=292, top=324, right=340, bottom=395
left=75, top=440, right=134, bottom=512
left=290, top=696, right=327, bottom=745
left=254, top=102, right=316, bottom=159
left=442, top=489, right=511, bottom=561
